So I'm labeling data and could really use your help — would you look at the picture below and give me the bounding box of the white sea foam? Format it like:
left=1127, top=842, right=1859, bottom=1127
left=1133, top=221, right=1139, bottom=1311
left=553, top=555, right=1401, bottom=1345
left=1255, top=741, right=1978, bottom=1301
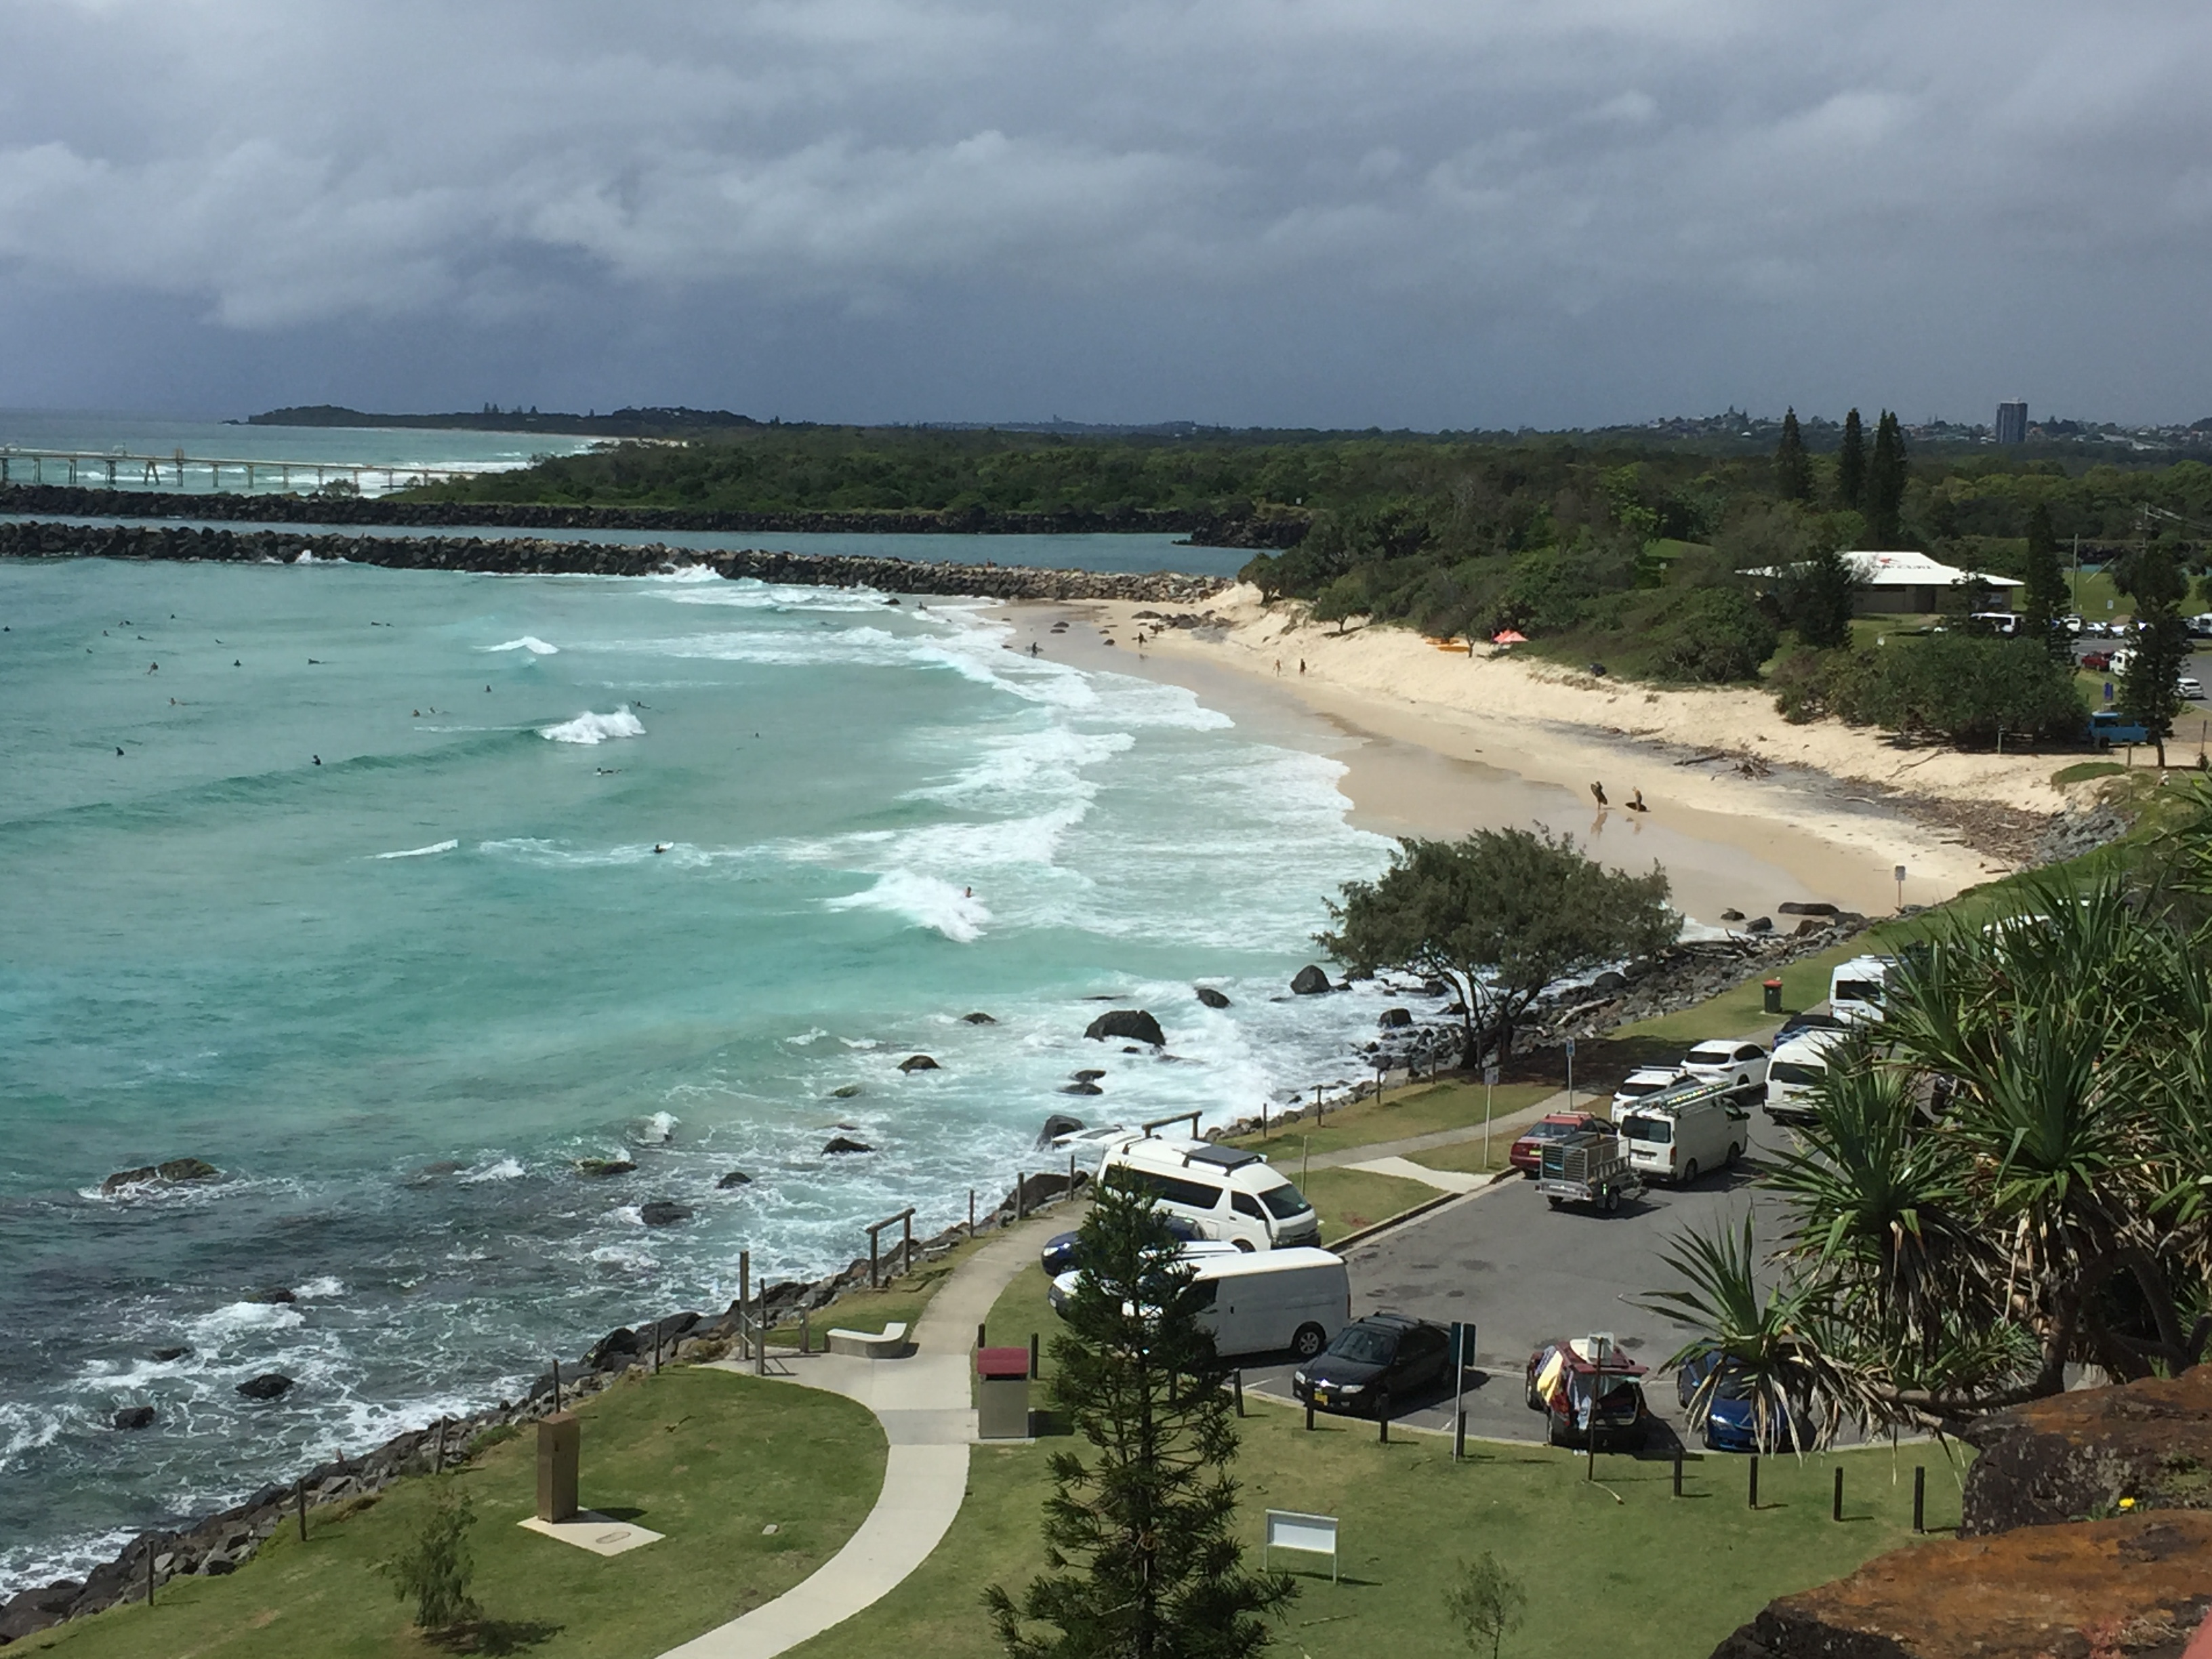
left=638, top=1111, right=679, bottom=1144
left=539, top=708, right=645, bottom=745
left=824, top=871, right=991, bottom=943
left=188, top=1300, right=304, bottom=1340
left=651, top=564, right=724, bottom=583
left=374, top=838, right=458, bottom=860
left=295, top=1276, right=347, bottom=1299
left=461, top=1157, right=525, bottom=1183
left=485, top=636, right=560, bottom=655
left=784, top=1029, right=830, bottom=1046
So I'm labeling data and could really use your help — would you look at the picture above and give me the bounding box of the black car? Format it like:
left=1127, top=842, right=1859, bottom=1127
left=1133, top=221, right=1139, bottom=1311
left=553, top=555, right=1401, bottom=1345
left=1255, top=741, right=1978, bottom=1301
left=1773, top=1010, right=1847, bottom=1042
left=1290, top=1313, right=1454, bottom=1417
left=1040, top=1214, right=1203, bottom=1277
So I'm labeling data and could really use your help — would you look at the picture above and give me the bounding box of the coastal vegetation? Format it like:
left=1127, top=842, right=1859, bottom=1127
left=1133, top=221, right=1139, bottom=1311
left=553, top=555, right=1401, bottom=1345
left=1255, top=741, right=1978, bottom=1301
left=1319, top=830, right=1680, bottom=1063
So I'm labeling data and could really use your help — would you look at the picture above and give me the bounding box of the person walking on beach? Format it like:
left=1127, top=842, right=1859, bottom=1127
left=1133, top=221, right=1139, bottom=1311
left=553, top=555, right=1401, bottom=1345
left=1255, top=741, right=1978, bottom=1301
left=1627, top=787, right=1648, bottom=812
left=1274, top=658, right=1282, bottom=675
left=1590, top=781, right=1607, bottom=807
left=1298, top=659, right=1306, bottom=675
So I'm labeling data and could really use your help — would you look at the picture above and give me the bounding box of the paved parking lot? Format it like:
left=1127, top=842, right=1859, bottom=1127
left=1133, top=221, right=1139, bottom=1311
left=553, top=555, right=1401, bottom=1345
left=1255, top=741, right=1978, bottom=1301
left=1239, top=1113, right=1797, bottom=1452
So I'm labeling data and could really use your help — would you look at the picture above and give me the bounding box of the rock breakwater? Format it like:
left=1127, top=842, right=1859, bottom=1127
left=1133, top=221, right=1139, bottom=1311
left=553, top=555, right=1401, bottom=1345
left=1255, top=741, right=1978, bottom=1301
left=0, top=518, right=1233, bottom=603
left=0, top=484, right=1309, bottom=548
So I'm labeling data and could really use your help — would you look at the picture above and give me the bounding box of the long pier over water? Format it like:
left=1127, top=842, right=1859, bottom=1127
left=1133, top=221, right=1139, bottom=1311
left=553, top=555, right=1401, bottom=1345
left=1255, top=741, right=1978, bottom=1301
left=0, top=448, right=481, bottom=493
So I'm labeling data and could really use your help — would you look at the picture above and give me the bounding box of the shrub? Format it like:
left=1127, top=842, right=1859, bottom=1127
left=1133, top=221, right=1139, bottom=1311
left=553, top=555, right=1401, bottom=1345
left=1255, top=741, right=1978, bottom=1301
left=1807, top=634, right=2087, bottom=745
left=1641, top=586, right=1778, bottom=682
left=378, top=1481, right=479, bottom=1632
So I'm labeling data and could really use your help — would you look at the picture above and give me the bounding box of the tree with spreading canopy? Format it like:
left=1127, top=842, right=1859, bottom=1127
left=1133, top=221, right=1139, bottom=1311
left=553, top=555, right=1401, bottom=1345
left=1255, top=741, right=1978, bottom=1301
left=986, top=1182, right=1294, bottom=1659
left=1320, top=829, right=1679, bottom=1063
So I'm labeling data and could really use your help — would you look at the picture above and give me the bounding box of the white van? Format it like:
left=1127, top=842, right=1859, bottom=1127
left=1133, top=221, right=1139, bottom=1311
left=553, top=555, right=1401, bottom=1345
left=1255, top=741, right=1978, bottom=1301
left=1828, top=956, right=1896, bottom=1027
left=1616, top=1078, right=1750, bottom=1185
left=1765, top=1028, right=1847, bottom=1126
left=1098, top=1134, right=1321, bottom=1250
left=1050, top=1247, right=1350, bottom=1360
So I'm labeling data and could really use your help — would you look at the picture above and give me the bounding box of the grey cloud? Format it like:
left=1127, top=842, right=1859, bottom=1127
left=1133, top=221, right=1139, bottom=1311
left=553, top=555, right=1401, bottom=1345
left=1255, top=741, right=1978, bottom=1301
left=2, top=0, right=2209, bottom=422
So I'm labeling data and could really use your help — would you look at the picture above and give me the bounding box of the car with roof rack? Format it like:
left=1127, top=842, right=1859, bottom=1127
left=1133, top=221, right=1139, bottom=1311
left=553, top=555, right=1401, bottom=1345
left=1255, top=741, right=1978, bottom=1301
left=1097, top=1131, right=1319, bottom=1250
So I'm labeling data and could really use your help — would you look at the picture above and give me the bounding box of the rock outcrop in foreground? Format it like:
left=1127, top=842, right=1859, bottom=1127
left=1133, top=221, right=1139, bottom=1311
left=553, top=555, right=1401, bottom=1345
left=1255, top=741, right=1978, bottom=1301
left=1713, top=1514, right=2212, bottom=1659
left=1960, top=1368, right=2212, bottom=1536
left=1713, top=1367, right=2212, bottom=1659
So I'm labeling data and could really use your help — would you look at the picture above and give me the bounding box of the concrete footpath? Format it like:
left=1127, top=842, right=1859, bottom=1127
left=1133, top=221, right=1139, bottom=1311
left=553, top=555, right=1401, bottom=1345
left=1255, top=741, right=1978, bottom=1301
left=662, top=1216, right=1059, bottom=1659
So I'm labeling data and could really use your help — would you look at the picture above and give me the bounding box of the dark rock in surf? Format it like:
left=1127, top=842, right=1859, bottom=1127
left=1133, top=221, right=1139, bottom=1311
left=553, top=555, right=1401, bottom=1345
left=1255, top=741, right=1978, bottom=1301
left=415, top=1160, right=465, bottom=1179
left=1720, top=909, right=1745, bottom=922
left=1195, top=986, right=1231, bottom=1008
left=1061, top=1082, right=1103, bottom=1096
left=235, top=1374, right=294, bottom=1401
left=640, top=1201, right=691, bottom=1227
left=1036, top=1113, right=1086, bottom=1148
left=102, top=1157, right=220, bottom=1195
left=1084, top=1009, right=1165, bottom=1046
left=112, top=1406, right=157, bottom=1431
left=1378, top=1008, right=1413, bottom=1029
left=831, top=1084, right=861, bottom=1099
left=1071, top=1069, right=1105, bottom=1082
left=1778, top=901, right=1839, bottom=916
left=897, top=1054, right=940, bottom=1072
left=243, top=1288, right=295, bottom=1305
left=1744, top=916, right=1774, bottom=935
left=575, top=1158, right=637, bottom=1178
left=961, top=1012, right=997, bottom=1024
left=822, top=1136, right=874, bottom=1155
left=1290, top=965, right=1332, bottom=996
left=716, top=1170, right=754, bottom=1189
left=151, top=1347, right=190, bottom=1362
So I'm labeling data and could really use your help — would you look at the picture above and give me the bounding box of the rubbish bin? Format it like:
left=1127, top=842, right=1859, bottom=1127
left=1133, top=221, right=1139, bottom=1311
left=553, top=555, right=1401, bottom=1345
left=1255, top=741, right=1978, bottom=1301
left=1762, top=979, right=1784, bottom=1015
left=977, top=1346, right=1031, bottom=1440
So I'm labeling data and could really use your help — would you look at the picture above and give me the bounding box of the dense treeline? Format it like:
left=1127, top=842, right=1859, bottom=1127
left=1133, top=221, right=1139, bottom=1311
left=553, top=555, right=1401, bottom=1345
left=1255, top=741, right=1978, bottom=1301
left=401, top=422, right=2212, bottom=739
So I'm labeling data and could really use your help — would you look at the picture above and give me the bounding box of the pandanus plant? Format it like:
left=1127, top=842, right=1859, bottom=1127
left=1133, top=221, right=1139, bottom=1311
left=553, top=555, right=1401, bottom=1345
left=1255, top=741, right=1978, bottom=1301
left=1645, top=853, right=2212, bottom=1439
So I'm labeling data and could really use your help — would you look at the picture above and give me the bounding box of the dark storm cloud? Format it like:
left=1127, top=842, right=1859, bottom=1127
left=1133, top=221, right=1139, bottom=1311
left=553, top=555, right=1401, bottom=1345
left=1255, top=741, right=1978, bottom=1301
left=3, top=0, right=2208, bottom=424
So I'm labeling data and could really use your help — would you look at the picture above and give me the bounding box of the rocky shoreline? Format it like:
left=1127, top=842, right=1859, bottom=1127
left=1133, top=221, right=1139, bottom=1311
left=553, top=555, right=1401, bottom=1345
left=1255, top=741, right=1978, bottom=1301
left=0, top=485, right=1309, bottom=548
left=0, top=518, right=1233, bottom=602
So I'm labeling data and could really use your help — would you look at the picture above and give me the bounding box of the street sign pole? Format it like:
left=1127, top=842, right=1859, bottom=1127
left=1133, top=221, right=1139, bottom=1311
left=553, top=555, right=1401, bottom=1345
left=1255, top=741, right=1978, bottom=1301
left=1565, top=1037, right=1576, bottom=1113
left=1450, top=1320, right=1473, bottom=1461
left=1893, top=864, right=1907, bottom=914
left=1482, top=1063, right=1500, bottom=1166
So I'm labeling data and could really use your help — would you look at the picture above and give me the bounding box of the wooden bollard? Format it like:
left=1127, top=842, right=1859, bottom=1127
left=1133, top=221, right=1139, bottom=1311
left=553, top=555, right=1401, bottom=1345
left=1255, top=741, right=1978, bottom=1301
left=800, top=1311, right=810, bottom=1355
left=433, top=1416, right=446, bottom=1474
left=1029, top=1331, right=1040, bottom=1378
left=146, top=1544, right=154, bottom=1607
left=1378, top=1394, right=1390, bottom=1443
left=1832, top=1465, right=1844, bottom=1521
left=1913, top=1465, right=1926, bottom=1532
left=552, top=1358, right=562, bottom=1412
left=296, top=1478, right=308, bottom=1542
left=977, top=1321, right=987, bottom=1350
left=1305, top=1399, right=1315, bottom=1431
left=1233, top=1370, right=1245, bottom=1417
left=1748, top=1454, right=1760, bottom=1509
left=1673, top=1447, right=1683, bottom=1498
left=968, top=1189, right=976, bottom=1237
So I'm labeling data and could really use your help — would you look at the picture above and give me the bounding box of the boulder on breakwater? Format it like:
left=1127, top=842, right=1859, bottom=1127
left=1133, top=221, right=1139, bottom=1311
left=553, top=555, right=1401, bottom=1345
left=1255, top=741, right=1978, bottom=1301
left=1290, top=964, right=1332, bottom=996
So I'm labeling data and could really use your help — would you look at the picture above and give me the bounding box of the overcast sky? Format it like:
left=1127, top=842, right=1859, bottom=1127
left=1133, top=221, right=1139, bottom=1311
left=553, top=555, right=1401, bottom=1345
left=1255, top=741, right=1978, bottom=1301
left=3, top=0, right=2207, bottom=428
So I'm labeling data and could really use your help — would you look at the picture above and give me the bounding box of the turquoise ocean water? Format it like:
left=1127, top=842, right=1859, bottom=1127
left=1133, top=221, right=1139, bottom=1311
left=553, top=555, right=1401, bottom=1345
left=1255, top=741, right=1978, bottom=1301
left=0, top=550, right=1399, bottom=1591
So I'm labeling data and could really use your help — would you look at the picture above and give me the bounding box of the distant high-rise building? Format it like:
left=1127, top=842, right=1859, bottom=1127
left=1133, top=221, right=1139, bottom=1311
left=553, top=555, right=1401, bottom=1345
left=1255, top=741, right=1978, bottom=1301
left=1996, top=399, right=2028, bottom=445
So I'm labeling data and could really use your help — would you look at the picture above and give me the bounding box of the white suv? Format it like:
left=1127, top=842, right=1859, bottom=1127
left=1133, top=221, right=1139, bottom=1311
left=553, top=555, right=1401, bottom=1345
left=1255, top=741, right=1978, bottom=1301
left=1610, top=1065, right=1688, bottom=1114
left=1679, top=1040, right=1768, bottom=1093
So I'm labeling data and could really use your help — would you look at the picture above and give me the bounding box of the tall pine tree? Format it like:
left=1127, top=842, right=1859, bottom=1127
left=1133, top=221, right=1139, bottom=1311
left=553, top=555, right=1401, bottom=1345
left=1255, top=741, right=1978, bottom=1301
left=1774, top=409, right=1811, bottom=502
left=1835, top=409, right=1866, bottom=511
left=987, top=1183, right=1294, bottom=1659
left=2116, top=545, right=2190, bottom=768
left=1866, top=411, right=1907, bottom=546
left=2020, top=502, right=2070, bottom=662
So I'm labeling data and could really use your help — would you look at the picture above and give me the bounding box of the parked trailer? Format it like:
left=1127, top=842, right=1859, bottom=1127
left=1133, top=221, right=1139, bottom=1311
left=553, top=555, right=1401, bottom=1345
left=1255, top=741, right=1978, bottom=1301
left=1536, top=1131, right=1643, bottom=1214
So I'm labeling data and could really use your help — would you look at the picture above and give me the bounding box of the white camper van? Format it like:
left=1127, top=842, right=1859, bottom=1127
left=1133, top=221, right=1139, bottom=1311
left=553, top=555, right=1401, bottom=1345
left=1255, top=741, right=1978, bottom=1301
left=1828, top=956, right=1897, bottom=1027
left=1050, top=1247, right=1350, bottom=1359
left=1764, top=1027, right=1848, bottom=1126
left=1097, top=1133, right=1321, bottom=1251
left=1616, top=1077, right=1750, bottom=1185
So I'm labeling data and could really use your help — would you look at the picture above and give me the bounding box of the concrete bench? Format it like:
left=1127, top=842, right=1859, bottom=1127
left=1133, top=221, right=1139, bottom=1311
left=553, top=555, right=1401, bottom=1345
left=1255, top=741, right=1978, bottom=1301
left=826, top=1322, right=910, bottom=1359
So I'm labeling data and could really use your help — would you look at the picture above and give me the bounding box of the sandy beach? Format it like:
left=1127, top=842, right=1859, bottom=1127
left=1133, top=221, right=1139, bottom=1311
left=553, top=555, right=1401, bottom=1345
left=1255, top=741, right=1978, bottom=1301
left=1000, top=586, right=2083, bottom=927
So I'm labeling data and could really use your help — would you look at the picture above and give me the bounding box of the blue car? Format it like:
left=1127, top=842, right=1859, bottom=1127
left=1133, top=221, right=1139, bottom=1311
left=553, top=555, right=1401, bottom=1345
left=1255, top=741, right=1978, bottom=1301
left=1676, top=1352, right=1803, bottom=1453
left=1039, top=1214, right=1203, bottom=1277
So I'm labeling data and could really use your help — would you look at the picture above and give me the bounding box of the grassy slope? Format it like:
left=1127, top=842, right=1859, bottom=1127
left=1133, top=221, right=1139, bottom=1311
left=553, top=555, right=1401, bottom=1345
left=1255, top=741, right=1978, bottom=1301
left=790, top=1265, right=1965, bottom=1659
left=29, top=1368, right=884, bottom=1659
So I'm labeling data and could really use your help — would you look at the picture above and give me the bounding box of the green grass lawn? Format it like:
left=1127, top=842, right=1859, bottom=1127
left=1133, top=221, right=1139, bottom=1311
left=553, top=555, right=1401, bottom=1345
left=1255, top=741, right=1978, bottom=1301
left=1226, top=1078, right=1554, bottom=1163
left=790, top=1265, right=1965, bottom=1659
left=1297, top=1166, right=1437, bottom=1243
left=30, top=1367, right=885, bottom=1659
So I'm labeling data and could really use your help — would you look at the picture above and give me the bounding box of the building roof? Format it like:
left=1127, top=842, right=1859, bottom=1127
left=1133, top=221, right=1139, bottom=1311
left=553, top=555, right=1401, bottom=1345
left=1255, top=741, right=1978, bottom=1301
left=1844, top=550, right=2022, bottom=589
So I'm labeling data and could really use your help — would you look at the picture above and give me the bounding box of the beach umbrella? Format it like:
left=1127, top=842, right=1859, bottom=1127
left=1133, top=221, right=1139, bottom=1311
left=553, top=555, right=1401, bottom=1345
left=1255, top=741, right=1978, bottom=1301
left=1492, top=629, right=1528, bottom=645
